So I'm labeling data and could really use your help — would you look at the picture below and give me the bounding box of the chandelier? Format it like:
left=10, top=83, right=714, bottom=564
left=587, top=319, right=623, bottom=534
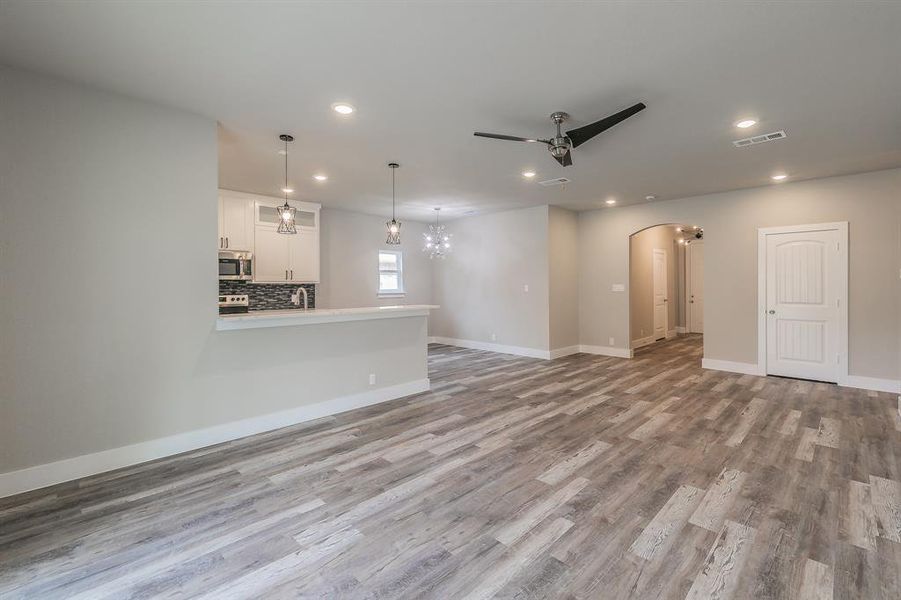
left=276, top=134, right=297, bottom=234
left=386, top=162, right=401, bottom=244
left=423, top=208, right=452, bottom=259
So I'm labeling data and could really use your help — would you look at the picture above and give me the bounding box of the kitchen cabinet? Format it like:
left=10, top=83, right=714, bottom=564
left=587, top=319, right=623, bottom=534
left=251, top=198, right=320, bottom=283
left=218, top=193, right=254, bottom=250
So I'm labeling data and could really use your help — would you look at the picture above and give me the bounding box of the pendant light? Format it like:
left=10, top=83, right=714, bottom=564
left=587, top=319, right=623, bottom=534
left=385, top=162, right=402, bottom=245
left=276, top=134, right=297, bottom=235
left=423, top=208, right=452, bottom=259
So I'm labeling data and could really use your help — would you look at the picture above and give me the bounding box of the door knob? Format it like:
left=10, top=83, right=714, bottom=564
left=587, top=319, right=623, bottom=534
left=768, top=310, right=775, bottom=315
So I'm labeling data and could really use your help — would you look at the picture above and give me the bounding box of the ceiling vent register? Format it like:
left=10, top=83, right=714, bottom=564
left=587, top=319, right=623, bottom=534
left=538, top=177, right=571, bottom=186
left=732, top=130, right=787, bottom=147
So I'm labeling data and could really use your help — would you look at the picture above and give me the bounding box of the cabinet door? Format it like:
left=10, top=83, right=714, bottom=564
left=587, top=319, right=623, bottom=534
left=253, top=227, right=290, bottom=282
left=220, top=196, right=253, bottom=250
left=289, top=230, right=320, bottom=282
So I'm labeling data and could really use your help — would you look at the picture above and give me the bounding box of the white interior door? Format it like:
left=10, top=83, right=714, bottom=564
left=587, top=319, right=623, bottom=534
left=652, top=249, right=667, bottom=340
left=688, top=241, right=704, bottom=333
left=764, top=228, right=842, bottom=382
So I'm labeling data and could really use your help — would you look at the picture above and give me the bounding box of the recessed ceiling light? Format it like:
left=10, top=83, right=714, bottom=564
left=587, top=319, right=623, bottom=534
left=277, top=150, right=287, bottom=155
left=281, top=187, right=294, bottom=193
left=676, top=227, right=683, bottom=232
left=605, top=198, right=616, bottom=205
left=522, top=171, right=536, bottom=178
left=332, top=103, right=354, bottom=115
left=735, top=119, right=757, bottom=128
left=313, top=174, right=328, bottom=181
left=645, top=195, right=656, bottom=201
left=771, top=173, right=788, bottom=181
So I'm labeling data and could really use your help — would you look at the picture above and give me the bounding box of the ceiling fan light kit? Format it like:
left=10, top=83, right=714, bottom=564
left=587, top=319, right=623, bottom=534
left=474, top=102, right=646, bottom=168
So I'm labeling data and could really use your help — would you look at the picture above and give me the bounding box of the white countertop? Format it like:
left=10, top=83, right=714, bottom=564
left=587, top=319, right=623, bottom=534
left=216, top=305, right=438, bottom=331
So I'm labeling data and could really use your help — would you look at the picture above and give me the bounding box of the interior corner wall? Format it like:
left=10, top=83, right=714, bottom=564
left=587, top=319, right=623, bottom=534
left=578, top=167, right=901, bottom=380
left=629, top=225, right=680, bottom=344
left=318, top=207, right=433, bottom=310
left=430, top=205, right=550, bottom=353
left=549, top=206, right=580, bottom=351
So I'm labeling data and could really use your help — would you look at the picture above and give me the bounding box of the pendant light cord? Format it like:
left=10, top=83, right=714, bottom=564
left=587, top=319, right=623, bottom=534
left=392, top=167, right=396, bottom=221
left=284, top=137, right=288, bottom=202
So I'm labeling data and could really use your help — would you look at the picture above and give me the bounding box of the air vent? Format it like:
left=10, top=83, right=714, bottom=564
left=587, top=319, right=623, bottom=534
left=538, top=177, right=571, bottom=186
left=732, top=130, right=787, bottom=148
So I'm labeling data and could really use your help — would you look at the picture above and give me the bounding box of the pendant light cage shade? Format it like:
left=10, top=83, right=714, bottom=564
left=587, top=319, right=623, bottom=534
left=423, top=208, right=452, bottom=259
left=386, top=218, right=402, bottom=245
left=277, top=202, right=297, bottom=234
left=386, top=162, right=402, bottom=245
left=278, top=134, right=298, bottom=235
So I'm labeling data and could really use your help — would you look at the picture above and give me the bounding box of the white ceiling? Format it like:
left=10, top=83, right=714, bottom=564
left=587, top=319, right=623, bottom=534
left=2, top=1, right=900, bottom=222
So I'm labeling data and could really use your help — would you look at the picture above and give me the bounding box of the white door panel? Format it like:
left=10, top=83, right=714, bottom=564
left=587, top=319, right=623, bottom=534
left=652, top=249, right=667, bottom=340
left=688, top=242, right=704, bottom=333
left=765, top=230, right=840, bottom=382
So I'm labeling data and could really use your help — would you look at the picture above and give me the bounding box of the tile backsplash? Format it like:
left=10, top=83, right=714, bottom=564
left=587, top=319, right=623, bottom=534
left=219, top=281, right=315, bottom=311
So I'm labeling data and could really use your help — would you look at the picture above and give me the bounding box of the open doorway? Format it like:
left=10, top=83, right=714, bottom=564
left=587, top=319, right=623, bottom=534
left=629, top=223, right=704, bottom=353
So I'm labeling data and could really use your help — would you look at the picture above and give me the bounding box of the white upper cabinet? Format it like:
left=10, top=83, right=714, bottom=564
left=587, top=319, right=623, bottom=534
left=218, top=192, right=254, bottom=250
left=253, top=227, right=291, bottom=282
left=242, top=194, right=320, bottom=283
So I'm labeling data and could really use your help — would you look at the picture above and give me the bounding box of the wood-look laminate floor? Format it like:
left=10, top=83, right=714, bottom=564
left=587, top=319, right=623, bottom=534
left=2, top=335, right=900, bottom=599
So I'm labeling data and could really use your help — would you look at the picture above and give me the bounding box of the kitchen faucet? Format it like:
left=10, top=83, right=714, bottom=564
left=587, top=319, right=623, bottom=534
left=291, top=286, right=309, bottom=310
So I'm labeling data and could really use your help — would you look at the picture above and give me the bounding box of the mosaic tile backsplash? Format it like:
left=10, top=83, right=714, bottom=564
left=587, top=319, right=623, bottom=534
left=219, top=280, right=315, bottom=311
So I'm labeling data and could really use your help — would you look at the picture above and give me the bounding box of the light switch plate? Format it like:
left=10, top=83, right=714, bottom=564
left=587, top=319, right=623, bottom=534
left=611, top=283, right=625, bottom=292
left=523, top=284, right=529, bottom=293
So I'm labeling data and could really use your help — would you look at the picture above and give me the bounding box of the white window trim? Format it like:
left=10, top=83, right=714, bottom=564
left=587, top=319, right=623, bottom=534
left=378, top=250, right=406, bottom=297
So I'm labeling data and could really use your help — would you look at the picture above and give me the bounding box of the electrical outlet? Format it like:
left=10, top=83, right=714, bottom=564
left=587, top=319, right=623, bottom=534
left=369, top=373, right=376, bottom=386
left=609, top=337, right=615, bottom=346
left=491, top=333, right=497, bottom=341
left=640, top=328, right=644, bottom=336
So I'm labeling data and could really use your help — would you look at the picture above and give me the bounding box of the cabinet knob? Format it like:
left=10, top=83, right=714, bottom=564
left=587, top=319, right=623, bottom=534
left=768, top=309, right=776, bottom=315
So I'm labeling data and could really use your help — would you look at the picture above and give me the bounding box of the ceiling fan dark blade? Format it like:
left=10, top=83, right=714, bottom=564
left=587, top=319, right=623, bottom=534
left=474, top=132, right=548, bottom=143
left=553, top=149, right=573, bottom=167
left=565, top=102, right=646, bottom=148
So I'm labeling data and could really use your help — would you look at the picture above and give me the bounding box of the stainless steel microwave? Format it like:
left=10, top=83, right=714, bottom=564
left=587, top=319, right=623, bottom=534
left=219, top=250, right=253, bottom=281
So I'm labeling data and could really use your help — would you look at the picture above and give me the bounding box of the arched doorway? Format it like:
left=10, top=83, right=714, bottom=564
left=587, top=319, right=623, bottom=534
left=628, top=223, right=704, bottom=356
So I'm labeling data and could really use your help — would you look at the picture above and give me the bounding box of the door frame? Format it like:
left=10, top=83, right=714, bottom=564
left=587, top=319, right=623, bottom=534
left=686, top=240, right=704, bottom=333
left=652, top=248, right=668, bottom=340
left=756, top=222, right=848, bottom=383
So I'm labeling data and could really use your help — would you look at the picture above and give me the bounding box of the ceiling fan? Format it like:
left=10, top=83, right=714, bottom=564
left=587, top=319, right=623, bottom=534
left=473, top=102, right=646, bottom=167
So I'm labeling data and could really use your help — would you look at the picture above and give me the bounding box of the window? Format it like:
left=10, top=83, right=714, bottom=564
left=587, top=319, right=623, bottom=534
left=378, top=250, right=404, bottom=296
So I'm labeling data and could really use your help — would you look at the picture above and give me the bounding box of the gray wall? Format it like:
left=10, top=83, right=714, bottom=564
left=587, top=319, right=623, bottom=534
left=549, top=206, right=580, bottom=351
left=629, top=225, right=680, bottom=344
left=318, top=207, right=432, bottom=309
left=579, top=168, right=901, bottom=379
left=0, top=67, right=428, bottom=475
left=431, top=205, right=550, bottom=351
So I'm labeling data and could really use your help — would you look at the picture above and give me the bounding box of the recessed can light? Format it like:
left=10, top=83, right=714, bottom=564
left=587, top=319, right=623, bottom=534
left=771, top=173, right=788, bottom=181
left=332, top=103, right=354, bottom=115
left=645, top=195, right=656, bottom=201
left=313, top=174, right=328, bottom=181
left=735, top=119, right=757, bottom=128
left=522, top=171, right=536, bottom=178
left=605, top=198, right=616, bottom=205
left=281, top=187, right=294, bottom=193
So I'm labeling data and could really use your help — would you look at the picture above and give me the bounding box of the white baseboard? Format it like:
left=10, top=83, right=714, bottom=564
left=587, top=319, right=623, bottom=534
left=549, top=345, right=581, bottom=359
left=428, top=336, right=551, bottom=359
left=701, top=358, right=764, bottom=376
left=701, top=359, right=899, bottom=394
left=0, top=378, right=430, bottom=499
left=429, top=337, right=633, bottom=361
left=676, top=326, right=688, bottom=334
left=841, top=375, right=901, bottom=394
left=579, top=344, right=633, bottom=359
left=666, top=329, right=678, bottom=339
